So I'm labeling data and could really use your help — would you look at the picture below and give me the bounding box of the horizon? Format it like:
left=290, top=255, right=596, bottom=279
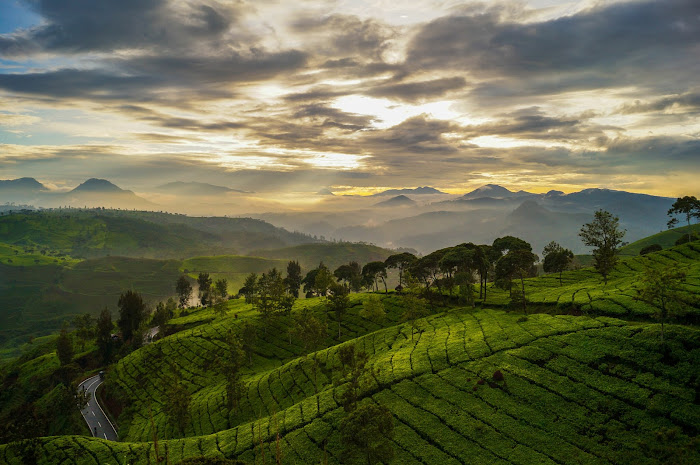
left=1, top=0, right=699, bottom=206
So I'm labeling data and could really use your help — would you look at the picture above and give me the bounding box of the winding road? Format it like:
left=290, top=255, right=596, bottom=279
left=78, top=374, right=119, bottom=441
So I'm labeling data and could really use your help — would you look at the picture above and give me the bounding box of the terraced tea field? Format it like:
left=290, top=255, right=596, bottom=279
left=486, top=241, right=700, bottom=322
left=2, top=298, right=699, bottom=464
left=2, top=241, right=699, bottom=464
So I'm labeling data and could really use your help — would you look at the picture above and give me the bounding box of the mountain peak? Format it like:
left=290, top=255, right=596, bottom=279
left=71, top=178, right=124, bottom=193
left=460, top=184, right=523, bottom=200
left=373, top=186, right=445, bottom=196
left=0, top=177, right=47, bottom=191
left=374, top=195, right=417, bottom=207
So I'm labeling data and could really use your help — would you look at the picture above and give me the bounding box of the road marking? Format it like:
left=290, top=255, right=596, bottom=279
left=92, top=411, right=96, bottom=416
left=98, top=422, right=102, bottom=427
left=104, top=433, right=107, bottom=439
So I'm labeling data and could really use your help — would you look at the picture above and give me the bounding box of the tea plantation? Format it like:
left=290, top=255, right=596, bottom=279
left=1, top=243, right=699, bottom=464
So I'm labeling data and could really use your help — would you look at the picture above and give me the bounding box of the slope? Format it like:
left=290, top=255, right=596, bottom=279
left=248, top=242, right=395, bottom=271
left=2, top=242, right=699, bottom=464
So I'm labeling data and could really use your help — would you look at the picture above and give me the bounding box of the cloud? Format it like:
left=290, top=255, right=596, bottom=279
left=0, top=0, right=239, bottom=56
left=365, top=77, right=467, bottom=103
left=408, top=0, right=700, bottom=95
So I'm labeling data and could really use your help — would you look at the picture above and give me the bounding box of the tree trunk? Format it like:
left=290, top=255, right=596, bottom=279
left=338, top=319, right=342, bottom=339
left=559, top=270, right=563, bottom=286
left=521, top=276, right=527, bottom=315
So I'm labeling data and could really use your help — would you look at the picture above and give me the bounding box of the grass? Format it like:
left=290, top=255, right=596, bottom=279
left=248, top=242, right=395, bottom=271
left=618, top=223, right=700, bottom=256
left=481, top=241, right=700, bottom=323
left=1, top=239, right=699, bottom=464
left=181, top=255, right=288, bottom=295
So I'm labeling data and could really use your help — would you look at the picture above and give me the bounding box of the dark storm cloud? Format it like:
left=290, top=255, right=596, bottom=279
left=365, top=77, right=467, bottom=103
left=408, top=0, right=700, bottom=94
left=0, top=0, right=236, bottom=56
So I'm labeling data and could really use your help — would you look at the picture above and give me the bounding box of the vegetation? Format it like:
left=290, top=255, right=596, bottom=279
left=579, top=210, right=626, bottom=284
left=1, top=211, right=700, bottom=464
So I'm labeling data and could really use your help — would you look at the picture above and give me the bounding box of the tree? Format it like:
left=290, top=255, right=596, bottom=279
left=214, top=278, right=228, bottom=304
left=313, top=263, right=333, bottom=296
left=495, top=249, right=538, bottom=313
left=359, top=295, right=386, bottom=323
left=164, top=379, right=190, bottom=437
left=667, top=196, right=700, bottom=242
left=56, top=328, right=73, bottom=366
left=340, top=402, right=395, bottom=465
left=362, top=261, right=388, bottom=293
left=337, top=344, right=374, bottom=412
left=542, top=241, right=574, bottom=286
left=290, top=308, right=327, bottom=393
left=95, top=307, right=114, bottom=364
left=197, top=273, right=213, bottom=306
left=238, top=321, right=257, bottom=365
left=73, top=313, right=94, bottom=351
left=221, top=333, right=246, bottom=411
left=151, top=301, right=170, bottom=328
left=327, top=282, right=350, bottom=339
left=334, top=262, right=362, bottom=291
left=117, top=290, right=146, bottom=342
left=241, top=273, right=258, bottom=304
left=176, top=275, right=193, bottom=309
left=579, top=210, right=626, bottom=285
left=637, top=265, right=687, bottom=343
left=401, top=293, right=429, bottom=340
left=284, top=261, right=302, bottom=298
left=385, top=252, right=416, bottom=287
left=254, top=268, right=295, bottom=333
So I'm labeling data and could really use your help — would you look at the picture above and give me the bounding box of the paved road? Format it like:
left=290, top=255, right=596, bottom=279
left=78, top=375, right=119, bottom=441
left=145, top=326, right=160, bottom=344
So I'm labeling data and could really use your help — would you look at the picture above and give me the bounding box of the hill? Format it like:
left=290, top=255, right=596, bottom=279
left=0, top=209, right=318, bottom=259
left=248, top=242, right=395, bottom=271
left=0, top=177, right=47, bottom=192
left=372, top=187, right=446, bottom=196
left=180, top=255, right=288, bottom=295
left=156, top=181, right=247, bottom=196
left=1, top=239, right=699, bottom=463
left=374, top=195, right=417, bottom=208
left=618, top=223, right=700, bottom=256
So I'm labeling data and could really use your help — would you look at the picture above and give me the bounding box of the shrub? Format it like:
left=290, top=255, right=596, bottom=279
left=492, top=370, right=505, bottom=382
left=640, top=244, right=663, bottom=255
left=675, top=233, right=699, bottom=246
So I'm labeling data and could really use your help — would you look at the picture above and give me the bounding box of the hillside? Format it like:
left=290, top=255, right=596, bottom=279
left=618, top=223, right=700, bottom=256
left=248, top=242, right=395, bottom=271
left=180, top=255, right=288, bottom=295
left=0, top=209, right=318, bottom=259
left=1, top=239, right=699, bottom=464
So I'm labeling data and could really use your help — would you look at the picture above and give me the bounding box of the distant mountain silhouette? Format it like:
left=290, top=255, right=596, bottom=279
left=372, top=186, right=445, bottom=196
left=156, top=181, right=246, bottom=196
left=70, top=178, right=125, bottom=193
left=374, top=195, right=417, bottom=208
left=458, top=184, right=533, bottom=200
left=0, top=177, right=47, bottom=192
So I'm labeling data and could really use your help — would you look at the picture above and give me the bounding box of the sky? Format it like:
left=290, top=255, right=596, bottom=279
left=0, top=0, right=698, bottom=203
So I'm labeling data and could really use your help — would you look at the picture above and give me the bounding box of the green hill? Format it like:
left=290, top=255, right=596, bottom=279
left=618, top=223, right=700, bottom=256
left=181, top=255, right=288, bottom=295
left=248, top=242, right=395, bottom=271
left=2, top=240, right=699, bottom=464
left=0, top=256, right=182, bottom=359
left=0, top=209, right=319, bottom=259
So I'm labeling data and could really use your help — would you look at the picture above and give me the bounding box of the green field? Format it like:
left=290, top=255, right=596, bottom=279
left=181, top=255, right=288, bottom=295
left=249, top=242, right=395, bottom=271
left=1, top=229, right=699, bottom=464
left=618, top=223, right=700, bottom=256
left=1, top=239, right=699, bottom=463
